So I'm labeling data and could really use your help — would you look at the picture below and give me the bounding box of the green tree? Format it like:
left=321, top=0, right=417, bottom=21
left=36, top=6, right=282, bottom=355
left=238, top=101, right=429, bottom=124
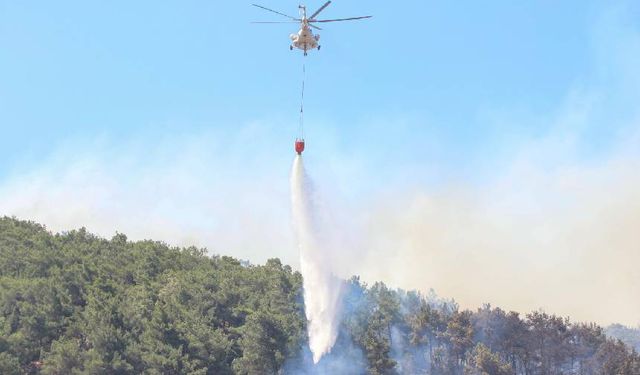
left=445, top=310, right=474, bottom=369
left=0, top=351, right=21, bottom=375
left=464, top=343, right=512, bottom=375
left=233, top=311, right=288, bottom=375
left=363, top=310, right=397, bottom=375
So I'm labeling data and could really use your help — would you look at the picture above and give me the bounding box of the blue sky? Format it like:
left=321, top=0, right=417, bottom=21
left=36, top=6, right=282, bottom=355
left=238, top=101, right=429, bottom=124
left=0, top=0, right=627, bottom=175
left=1, top=1, right=639, bottom=325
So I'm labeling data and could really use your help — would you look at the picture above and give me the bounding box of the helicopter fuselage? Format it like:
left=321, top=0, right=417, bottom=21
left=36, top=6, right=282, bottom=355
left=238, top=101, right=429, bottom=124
left=290, top=22, right=320, bottom=55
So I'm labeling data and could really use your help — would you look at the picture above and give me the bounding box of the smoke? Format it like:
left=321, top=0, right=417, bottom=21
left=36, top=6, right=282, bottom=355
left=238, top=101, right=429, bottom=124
left=347, top=3, right=640, bottom=327
left=354, top=135, right=640, bottom=327
left=0, top=127, right=297, bottom=266
left=290, top=155, right=344, bottom=364
left=282, top=336, right=366, bottom=375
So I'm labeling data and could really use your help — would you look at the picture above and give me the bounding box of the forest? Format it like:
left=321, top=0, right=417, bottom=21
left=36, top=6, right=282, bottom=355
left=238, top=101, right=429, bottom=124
left=1, top=216, right=638, bottom=374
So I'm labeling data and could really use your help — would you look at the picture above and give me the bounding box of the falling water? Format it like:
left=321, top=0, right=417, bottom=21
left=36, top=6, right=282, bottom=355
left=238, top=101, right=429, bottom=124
left=290, top=155, right=344, bottom=364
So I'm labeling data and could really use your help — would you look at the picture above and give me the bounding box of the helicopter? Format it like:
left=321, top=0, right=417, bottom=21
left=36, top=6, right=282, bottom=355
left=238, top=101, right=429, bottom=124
left=252, top=1, right=372, bottom=56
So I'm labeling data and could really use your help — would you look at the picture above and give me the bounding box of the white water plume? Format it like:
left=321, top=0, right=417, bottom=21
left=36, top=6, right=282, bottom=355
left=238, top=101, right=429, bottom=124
left=290, top=155, right=344, bottom=364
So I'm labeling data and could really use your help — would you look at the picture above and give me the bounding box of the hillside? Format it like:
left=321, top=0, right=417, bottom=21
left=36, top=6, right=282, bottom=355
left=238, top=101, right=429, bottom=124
left=0, top=217, right=638, bottom=374
left=606, top=324, right=640, bottom=352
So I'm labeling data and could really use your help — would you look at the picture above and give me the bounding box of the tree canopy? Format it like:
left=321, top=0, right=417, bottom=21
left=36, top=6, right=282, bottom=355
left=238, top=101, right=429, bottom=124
left=1, top=217, right=638, bottom=374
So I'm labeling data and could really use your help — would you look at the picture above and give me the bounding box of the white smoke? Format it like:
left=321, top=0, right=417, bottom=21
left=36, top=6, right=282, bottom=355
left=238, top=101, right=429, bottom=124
left=290, top=155, right=344, bottom=364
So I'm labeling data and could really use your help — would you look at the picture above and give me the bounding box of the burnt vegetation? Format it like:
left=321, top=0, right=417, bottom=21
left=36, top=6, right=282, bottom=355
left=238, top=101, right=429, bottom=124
left=0, top=217, right=638, bottom=374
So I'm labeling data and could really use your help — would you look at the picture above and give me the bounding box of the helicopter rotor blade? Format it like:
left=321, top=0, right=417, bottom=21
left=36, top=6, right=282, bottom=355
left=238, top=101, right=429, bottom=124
left=313, top=16, right=372, bottom=23
left=251, top=4, right=298, bottom=20
left=251, top=21, right=300, bottom=24
left=309, top=24, right=323, bottom=31
left=309, top=1, right=332, bottom=21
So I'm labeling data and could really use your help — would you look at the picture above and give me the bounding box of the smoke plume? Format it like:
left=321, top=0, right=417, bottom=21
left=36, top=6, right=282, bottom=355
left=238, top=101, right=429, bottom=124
left=290, top=155, right=344, bottom=364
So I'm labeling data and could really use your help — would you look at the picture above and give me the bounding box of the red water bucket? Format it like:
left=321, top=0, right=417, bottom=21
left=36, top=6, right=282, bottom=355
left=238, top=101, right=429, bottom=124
left=295, top=139, right=305, bottom=154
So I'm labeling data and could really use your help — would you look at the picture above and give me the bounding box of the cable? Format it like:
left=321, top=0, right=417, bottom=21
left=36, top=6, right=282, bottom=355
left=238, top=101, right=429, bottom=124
left=299, top=63, right=305, bottom=139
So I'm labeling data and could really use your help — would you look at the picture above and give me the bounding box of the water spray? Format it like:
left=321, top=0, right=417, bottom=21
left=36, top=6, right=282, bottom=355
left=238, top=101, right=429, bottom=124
left=291, top=155, right=344, bottom=364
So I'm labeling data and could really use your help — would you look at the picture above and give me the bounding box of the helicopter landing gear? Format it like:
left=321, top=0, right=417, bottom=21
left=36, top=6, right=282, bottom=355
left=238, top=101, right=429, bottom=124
left=290, top=45, right=294, bottom=51
left=317, top=45, right=321, bottom=51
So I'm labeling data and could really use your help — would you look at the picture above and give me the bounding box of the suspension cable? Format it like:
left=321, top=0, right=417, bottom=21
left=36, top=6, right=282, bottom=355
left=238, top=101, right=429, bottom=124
left=299, top=63, right=305, bottom=139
